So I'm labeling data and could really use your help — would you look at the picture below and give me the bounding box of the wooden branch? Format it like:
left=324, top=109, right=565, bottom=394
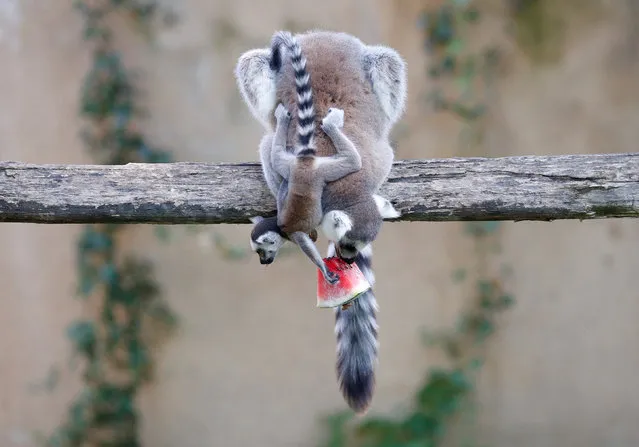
left=1, top=153, right=638, bottom=224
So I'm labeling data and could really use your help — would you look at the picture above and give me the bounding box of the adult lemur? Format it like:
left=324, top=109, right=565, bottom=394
left=235, top=30, right=407, bottom=413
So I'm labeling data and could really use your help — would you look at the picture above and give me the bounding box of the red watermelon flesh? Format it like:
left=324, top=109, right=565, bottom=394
left=317, top=257, right=371, bottom=308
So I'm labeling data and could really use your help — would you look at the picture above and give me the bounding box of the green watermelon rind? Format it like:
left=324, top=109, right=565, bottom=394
left=316, top=282, right=371, bottom=309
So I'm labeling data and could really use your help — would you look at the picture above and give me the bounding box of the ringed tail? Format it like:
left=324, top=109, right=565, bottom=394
left=270, top=31, right=316, bottom=155
left=329, top=244, right=378, bottom=414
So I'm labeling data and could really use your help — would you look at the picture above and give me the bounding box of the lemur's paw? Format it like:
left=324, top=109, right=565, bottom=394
left=274, top=103, right=291, bottom=122
left=321, top=107, right=344, bottom=130
left=324, top=268, right=340, bottom=285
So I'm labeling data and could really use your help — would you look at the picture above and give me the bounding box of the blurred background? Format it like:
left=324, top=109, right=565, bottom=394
left=2, top=1, right=639, bottom=446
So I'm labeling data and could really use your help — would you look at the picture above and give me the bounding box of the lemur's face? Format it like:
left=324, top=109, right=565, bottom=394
left=336, top=241, right=360, bottom=264
left=250, top=231, right=284, bottom=264
left=336, top=237, right=370, bottom=264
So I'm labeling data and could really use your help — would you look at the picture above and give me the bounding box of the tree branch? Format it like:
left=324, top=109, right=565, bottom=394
left=1, top=153, right=638, bottom=224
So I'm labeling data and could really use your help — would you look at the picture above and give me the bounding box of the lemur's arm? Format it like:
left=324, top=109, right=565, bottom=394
left=275, top=179, right=289, bottom=214
left=289, top=231, right=339, bottom=285
left=260, top=136, right=283, bottom=198
left=271, top=104, right=295, bottom=179
left=317, top=107, right=362, bottom=182
left=274, top=146, right=337, bottom=284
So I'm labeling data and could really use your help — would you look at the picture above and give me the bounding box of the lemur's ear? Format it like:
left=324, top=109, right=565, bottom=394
left=249, top=216, right=265, bottom=224
left=362, top=45, right=408, bottom=127
left=235, top=48, right=277, bottom=130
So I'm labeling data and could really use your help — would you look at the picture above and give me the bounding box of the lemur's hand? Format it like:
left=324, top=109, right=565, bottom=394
left=275, top=103, right=291, bottom=122
left=322, top=267, right=340, bottom=285
left=321, top=107, right=344, bottom=130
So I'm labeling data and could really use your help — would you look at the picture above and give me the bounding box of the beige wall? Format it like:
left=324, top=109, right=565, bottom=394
left=2, top=1, right=639, bottom=446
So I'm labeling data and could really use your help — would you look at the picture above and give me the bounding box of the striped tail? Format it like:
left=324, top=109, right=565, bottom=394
left=329, top=243, right=379, bottom=414
left=270, top=31, right=316, bottom=154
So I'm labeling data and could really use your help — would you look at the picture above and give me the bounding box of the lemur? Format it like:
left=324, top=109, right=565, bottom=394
left=235, top=30, right=407, bottom=414
left=237, top=30, right=405, bottom=262
left=246, top=30, right=363, bottom=285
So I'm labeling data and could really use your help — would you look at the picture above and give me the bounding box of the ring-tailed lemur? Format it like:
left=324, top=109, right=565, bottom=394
left=235, top=30, right=407, bottom=414
left=246, top=30, right=363, bottom=284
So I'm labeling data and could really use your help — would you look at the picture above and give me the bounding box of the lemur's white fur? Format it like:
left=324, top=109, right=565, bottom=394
left=249, top=231, right=285, bottom=252
left=321, top=210, right=353, bottom=243
left=373, top=195, right=401, bottom=219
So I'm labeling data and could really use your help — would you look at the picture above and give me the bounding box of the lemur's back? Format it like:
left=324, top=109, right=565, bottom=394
left=274, top=31, right=394, bottom=209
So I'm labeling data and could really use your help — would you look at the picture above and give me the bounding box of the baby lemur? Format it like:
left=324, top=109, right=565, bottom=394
left=235, top=30, right=407, bottom=414
left=248, top=31, right=364, bottom=285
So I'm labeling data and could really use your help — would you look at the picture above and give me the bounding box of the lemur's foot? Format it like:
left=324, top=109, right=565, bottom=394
left=275, top=103, right=291, bottom=122
left=321, top=107, right=344, bottom=130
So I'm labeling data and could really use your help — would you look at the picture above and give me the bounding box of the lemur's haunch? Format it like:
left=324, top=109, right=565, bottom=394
left=235, top=30, right=407, bottom=414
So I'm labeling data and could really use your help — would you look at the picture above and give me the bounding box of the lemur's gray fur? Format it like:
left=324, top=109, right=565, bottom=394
left=235, top=29, right=407, bottom=414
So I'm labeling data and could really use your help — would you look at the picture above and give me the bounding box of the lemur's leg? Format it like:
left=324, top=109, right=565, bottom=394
left=252, top=106, right=290, bottom=223
left=271, top=103, right=295, bottom=179
left=317, top=108, right=362, bottom=182
left=259, top=134, right=283, bottom=198
left=275, top=179, right=289, bottom=215
left=289, top=232, right=339, bottom=284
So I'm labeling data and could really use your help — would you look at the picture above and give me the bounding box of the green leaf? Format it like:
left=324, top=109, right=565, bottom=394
left=498, top=294, right=515, bottom=309
left=447, top=38, right=464, bottom=55
left=451, top=268, right=467, bottom=283
left=468, top=357, right=484, bottom=371
left=100, top=262, right=118, bottom=285
left=67, top=321, right=96, bottom=357
left=462, top=7, right=480, bottom=22
left=475, top=317, right=494, bottom=341
left=78, top=272, right=97, bottom=297
left=153, top=225, right=171, bottom=243
left=477, top=279, right=496, bottom=298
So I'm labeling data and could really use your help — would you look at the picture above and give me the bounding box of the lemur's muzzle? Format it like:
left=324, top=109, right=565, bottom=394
left=336, top=243, right=358, bottom=264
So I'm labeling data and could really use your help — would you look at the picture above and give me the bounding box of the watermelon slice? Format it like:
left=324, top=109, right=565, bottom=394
left=317, top=257, right=371, bottom=309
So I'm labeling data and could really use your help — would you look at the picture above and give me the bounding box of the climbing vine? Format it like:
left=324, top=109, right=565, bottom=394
left=321, top=2, right=514, bottom=446
left=46, top=2, right=176, bottom=446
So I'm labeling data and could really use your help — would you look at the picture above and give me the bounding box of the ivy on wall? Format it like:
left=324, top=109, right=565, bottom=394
left=46, top=2, right=176, bottom=446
